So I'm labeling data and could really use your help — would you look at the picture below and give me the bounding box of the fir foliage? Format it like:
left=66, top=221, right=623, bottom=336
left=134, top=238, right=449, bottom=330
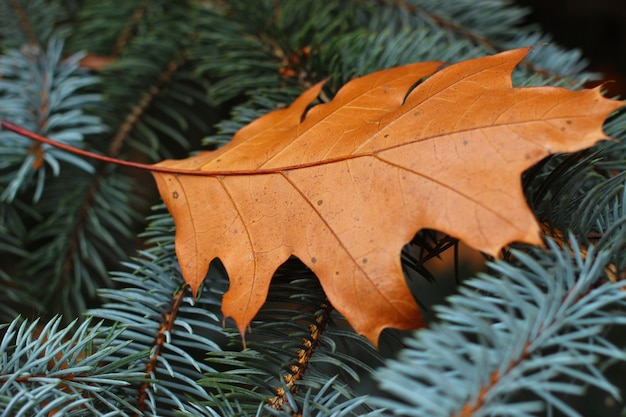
left=1, top=1, right=626, bottom=416
left=372, top=238, right=626, bottom=417
left=0, top=316, right=146, bottom=416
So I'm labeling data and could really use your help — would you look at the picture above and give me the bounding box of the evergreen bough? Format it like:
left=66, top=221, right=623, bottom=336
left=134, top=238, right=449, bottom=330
left=1, top=1, right=626, bottom=416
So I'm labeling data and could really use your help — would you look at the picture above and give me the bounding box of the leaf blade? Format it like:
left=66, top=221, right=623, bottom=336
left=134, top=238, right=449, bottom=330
left=152, top=48, right=623, bottom=345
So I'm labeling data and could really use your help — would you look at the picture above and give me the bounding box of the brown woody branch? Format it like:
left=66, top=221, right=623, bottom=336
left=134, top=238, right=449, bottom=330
left=455, top=227, right=624, bottom=416
left=453, top=341, right=530, bottom=417
left=108, top=51, right=188, bottom=158
left=112, top=7, right=147, bottom=57
left=8, top=0, right=38, bottom=46
left=541, top=224, right=625, bottom=284
left=267, top=300, right=334, bottom=414
left=136, top=284, right=189, bottom=416
left=377, top=0, right=581, bottom=87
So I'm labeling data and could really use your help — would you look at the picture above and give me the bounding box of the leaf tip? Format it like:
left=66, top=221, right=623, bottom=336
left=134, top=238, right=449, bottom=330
left=189, top=283, right=199, bottom=300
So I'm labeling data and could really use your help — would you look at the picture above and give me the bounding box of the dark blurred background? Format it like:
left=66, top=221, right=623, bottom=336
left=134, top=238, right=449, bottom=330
left=517, top=0, right=626, bottom=96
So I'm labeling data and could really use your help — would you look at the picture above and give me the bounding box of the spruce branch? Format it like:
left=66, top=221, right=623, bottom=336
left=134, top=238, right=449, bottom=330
left=7, top=0, right=38, bottom=46
left=0, top=38, right=103, bottom=202
left=0, top=316, right=146, bottom=416
left=108, top=50, right=189, bottom=158
left=0, top=0, right=68, bottom=49
left=2, top=2, right=626, bottom=416
left=379, top=0, right=498, bottom=50
left=136, top=284, right=190, bottom=416
left=369, top=0, right=591, bottom=88
left=268, top=300, right=334, bottom=412
left=1, top=1, right=212, bottom=319
left=371, top=238, right=626, bottom=417
left=88, top=212, right=226, bottom=416
left=111, top=6, right=148, bottom=58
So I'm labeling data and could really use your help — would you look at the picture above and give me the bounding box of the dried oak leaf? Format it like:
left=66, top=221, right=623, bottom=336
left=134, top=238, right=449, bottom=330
left=152, top=48, right=623, bottom=345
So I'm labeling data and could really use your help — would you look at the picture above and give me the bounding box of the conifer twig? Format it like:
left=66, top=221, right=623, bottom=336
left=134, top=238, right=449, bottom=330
left=108, top=51, right=188, bottom=158
left=112, top=6, right=147, bottom=57
left=380, top=0, right=581, bottom=87
left=267, top=300, right=334, bottom=413
left=136, top=284, right=190, bottom=416
left=8, top=0, right=38, bottom=46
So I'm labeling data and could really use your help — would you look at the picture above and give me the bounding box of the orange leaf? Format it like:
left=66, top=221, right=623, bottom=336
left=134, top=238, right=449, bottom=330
left=152, top=48, right=623, bottom=345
